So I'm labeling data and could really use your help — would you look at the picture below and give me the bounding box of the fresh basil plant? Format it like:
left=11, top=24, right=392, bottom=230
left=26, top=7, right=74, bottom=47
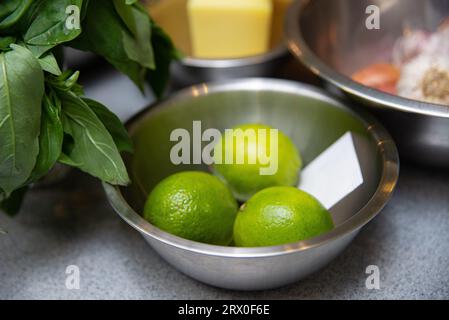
left=0, top=0, right=180, bottom=215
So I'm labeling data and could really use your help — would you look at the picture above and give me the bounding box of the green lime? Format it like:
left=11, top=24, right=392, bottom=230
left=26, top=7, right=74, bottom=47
left=143, top=171, right=238, bottom=245
left=233, top=186, right=334, bottom=247
left=213, top=124, right=302, bottom=201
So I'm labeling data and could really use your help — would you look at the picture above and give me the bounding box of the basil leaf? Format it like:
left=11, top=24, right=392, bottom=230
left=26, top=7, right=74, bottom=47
left=112, top=0, right=138, bottom=35
left=24, top=0, right=83, bottom=46
left=0, top=36, right=16, bottom=51
left=0, top=44, right=44, bottom=195
left=59, top=152, right=81, bottom=167
left=0, top=1, right=18, bottom=20
left=15, top=39, right=54, bottom=59
left=147, top=22, right=181, bottom=97
left=82, top=98, right=133, bottom=153
left=38, top=51, right=62, bottom=75
left=113, top=0, right=155, bottom=69
left=69, top=0, right=146, bottom=90
left=120, top=6, right=154, bottom=70
left=104, top=58, right=145, bottom=92
left=0, top=0, right=33, bottom=31
left=47, top=70, right=83, bottom=94
left=80, top=0, right=89, bottom=20
left=60, top=93, right=130, bottom=186
left=30, top=91, right=64, bottom=181
left=25, top=43, right=55, bottom=58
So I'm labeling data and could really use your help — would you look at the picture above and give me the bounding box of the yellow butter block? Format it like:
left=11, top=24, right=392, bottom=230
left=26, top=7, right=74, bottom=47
left=188, top=0, right=273, bottom=59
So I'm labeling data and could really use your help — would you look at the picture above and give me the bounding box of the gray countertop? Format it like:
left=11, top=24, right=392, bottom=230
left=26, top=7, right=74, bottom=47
left=1, top=66, right=448, bottom=300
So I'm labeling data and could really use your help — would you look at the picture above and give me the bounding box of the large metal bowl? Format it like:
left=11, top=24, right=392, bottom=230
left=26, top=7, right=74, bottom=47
left=103, top=78, right=398, bottom=290
left=286, top=0, right=449, bottom=167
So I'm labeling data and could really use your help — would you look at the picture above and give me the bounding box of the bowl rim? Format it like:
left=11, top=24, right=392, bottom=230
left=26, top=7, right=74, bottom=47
left=179, top=45, right=289, bottom=69
left=103, top=78, right=399, bottom=258
left=286, top=0, right=449, bottom=119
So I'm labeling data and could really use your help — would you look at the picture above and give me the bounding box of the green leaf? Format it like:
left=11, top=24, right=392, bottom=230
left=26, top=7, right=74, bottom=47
left=0, top=44, right=44, bottom=195
left=121, top=9, right=154, bottom=70
left=25, top=43, right=55, bottom=58
left=112, top=0, right=138, bottom=35
left=104, top=57, right=145, bottom=92
left=63, top=71, right=80, bottom=90
left=69, top=0, right=147, bottom=90
left=82, top=98, right=133, bottom=153
left=30, top=91, right=64, bottom=181
left=47, top=70, right=83, bottom=95
left=60, top=93, right=130, bottom=186
left=0, top=36, right=16, bottom=51
left=147, top=22, right=180, bottom=97
left=38, top=51, right=62, bottom=75
left=58, top=152, right=81, bottom=167
left=0, top=1, right=18, bottom=20
left=14, top=39, right=54, bottom=59
left=0, top=185, right=28, bottom=216
left=23, top=0, right=83, bottom=46
left=113, top=0, right=155, bottom=69
left=0, top=0, right=33, bottom=31
left=80, top=0, right=90, bottom=20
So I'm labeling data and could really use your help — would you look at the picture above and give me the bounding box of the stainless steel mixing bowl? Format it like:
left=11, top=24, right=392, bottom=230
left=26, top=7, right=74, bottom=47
left=103, top=78, right=399, bottom=290
left=287, top=0, right=449, bottom=167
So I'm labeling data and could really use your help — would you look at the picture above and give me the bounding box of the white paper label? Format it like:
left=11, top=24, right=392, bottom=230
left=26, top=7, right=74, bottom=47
left=298, top=132, right=364, bottom=210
